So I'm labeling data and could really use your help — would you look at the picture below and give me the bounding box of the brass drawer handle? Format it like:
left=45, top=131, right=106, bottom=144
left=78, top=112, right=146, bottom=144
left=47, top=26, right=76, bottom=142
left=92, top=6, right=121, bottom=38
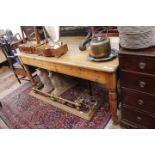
left=136, top=116, right=142, bottom=121
left=139, top=62, right=146, bottom=70
left=137, top=99, right=144, bottom=105
left=139, top=81, right=146, bottom=88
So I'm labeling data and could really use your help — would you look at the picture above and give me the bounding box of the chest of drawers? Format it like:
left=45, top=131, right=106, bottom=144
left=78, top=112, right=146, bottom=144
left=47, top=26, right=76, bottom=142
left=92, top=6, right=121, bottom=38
left=119, top=47, right=155, bottom=129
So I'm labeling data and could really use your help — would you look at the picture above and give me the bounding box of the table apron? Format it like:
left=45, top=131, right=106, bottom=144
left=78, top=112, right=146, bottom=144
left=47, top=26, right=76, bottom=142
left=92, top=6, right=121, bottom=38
left=19, top=56, right=116, bottom=89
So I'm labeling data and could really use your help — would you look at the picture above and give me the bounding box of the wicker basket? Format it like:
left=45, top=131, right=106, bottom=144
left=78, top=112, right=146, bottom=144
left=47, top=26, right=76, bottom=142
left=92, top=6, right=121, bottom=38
left=118, top=26, right=155, bottom=49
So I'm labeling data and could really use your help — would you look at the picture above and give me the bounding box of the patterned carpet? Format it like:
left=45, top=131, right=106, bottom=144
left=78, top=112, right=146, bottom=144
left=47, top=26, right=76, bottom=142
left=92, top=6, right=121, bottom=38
left=0, top=71, right=19, bottom=94
left=0, top=82, right=111, bottom=129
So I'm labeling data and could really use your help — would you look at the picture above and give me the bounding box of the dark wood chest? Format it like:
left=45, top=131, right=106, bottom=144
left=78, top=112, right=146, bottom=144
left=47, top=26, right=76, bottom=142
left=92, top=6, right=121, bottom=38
left=119, top=47, right=155, bottom=129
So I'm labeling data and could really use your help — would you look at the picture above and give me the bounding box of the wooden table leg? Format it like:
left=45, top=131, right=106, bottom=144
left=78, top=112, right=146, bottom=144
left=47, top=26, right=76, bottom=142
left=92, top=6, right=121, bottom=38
left=108, top=90, right=118, bottom=124
left=24, top=65, right=36, bottom=86
left=106, top=72, right=118, bottom=124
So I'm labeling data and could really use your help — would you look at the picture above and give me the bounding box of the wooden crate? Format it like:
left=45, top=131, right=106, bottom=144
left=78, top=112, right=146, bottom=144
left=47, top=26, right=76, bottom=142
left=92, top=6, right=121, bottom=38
left=36, top=44, right=68, bottom=57
left=18, top=41, right=44, bottom=54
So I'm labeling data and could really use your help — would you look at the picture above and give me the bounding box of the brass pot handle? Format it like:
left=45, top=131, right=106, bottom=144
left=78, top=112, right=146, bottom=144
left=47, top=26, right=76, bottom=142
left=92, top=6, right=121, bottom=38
left=139, top=81, right=146, bottom=88
left=139, top=62, right=146, bottom=70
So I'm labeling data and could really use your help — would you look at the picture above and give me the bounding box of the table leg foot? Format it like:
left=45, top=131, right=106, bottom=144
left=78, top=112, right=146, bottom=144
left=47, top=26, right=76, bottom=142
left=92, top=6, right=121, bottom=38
left=108, top=91, right=118, bottom=124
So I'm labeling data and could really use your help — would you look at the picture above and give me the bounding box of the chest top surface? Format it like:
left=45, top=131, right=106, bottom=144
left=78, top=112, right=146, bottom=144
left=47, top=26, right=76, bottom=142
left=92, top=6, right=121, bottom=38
left=119, top=46, right=155, bottom=57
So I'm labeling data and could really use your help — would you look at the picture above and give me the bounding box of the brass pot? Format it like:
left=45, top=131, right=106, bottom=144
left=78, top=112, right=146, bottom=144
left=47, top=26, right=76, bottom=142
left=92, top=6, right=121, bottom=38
left=90, top=37, right=111, bottom=58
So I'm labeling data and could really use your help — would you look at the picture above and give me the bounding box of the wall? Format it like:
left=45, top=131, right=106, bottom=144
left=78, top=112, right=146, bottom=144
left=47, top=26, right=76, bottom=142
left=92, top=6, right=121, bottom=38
left=1, top=26, right=21, bottom=35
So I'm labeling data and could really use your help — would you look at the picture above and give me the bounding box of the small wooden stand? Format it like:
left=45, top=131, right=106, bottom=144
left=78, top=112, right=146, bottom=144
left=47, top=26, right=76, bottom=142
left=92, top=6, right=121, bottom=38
left=30, top=86, right=100, bottom=121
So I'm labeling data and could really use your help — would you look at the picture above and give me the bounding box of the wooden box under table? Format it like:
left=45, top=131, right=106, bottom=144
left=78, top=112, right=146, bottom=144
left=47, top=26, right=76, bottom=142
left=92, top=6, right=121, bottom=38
left=119, top=47, right=155, bottom=129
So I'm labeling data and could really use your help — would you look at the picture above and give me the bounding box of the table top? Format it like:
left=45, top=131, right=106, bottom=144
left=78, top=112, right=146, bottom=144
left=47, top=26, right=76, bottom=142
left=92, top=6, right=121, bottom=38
left=18, top=36, right=119, bottom=73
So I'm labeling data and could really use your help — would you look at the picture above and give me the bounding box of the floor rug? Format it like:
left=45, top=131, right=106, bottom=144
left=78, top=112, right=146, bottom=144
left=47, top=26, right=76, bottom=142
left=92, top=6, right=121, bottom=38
left=0, top=82, right=111, bottom=129
left=0, top=71, right=19, bottom=94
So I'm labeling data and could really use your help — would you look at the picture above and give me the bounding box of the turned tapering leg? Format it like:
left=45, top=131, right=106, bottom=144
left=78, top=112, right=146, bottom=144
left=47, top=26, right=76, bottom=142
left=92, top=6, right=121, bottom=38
left=106, top=72, right=118, bottom=124
left=108, top=90, right=118, bottom=124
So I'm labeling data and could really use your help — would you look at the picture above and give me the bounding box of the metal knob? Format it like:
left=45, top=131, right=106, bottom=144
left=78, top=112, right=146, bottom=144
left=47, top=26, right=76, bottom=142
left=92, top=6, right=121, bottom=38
left=136, top=116, right=142, bottom=121
left=137, top=99, right=144, bottom=105
left=139, top=81, right=146, bottom=88
left=139, top=62, right=146, bottom=70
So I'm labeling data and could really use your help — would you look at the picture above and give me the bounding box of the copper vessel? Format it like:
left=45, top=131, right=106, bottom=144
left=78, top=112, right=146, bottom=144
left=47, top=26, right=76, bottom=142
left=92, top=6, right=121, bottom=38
left=90, top=37, right=111, bottom=58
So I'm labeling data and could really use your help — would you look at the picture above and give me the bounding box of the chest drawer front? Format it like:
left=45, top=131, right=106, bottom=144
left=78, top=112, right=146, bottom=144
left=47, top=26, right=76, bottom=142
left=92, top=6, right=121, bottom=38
left=121, top=88, right=155, bottom=114
left=121, top=71, right=155, bottom=94
left=121, top=106, right=155, bottom=129
left=119, top=54, right=155, bottom=75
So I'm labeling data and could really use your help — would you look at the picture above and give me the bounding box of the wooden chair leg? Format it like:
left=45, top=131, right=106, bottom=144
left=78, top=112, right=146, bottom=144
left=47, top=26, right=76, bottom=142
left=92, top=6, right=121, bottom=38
left=13, top=70, right=21, bottom=84
left=0, top=101, right=2, bottom=108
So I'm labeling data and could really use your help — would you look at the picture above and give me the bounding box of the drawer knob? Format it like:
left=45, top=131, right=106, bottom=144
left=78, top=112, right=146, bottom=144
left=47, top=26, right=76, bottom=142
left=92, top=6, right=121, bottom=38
left=137, top=99, right=144, bottom=105
left=136, top=116, right=142, bottom=121
left=139, top=62, right=146, bottom=70
left=139, top=81, right=146, bottom=88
